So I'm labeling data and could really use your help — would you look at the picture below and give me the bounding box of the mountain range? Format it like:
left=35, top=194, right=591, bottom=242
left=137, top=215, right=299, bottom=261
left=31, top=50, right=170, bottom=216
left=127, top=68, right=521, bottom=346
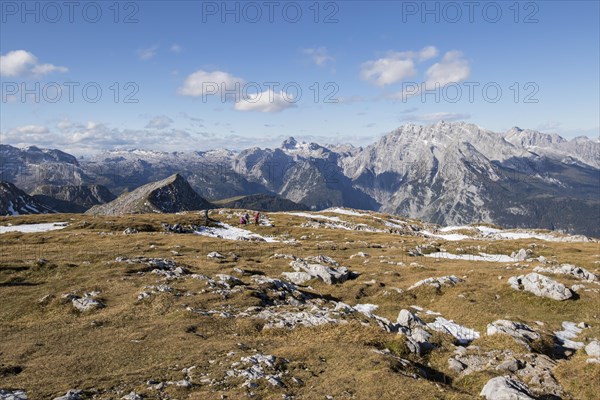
left=1, top=121, right=598, bottom=236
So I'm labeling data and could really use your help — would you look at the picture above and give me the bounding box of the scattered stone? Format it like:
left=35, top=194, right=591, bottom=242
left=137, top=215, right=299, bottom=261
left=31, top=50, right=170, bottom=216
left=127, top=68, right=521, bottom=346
left=395, top=309, right=433, bottom=355
left=116, top=257, right=189, bottom=279
left=350, top=252, right=369, bottom=259
left=256, top=306, right=347, bottom=330
left=571, top=284, right=586, bottom=292
left=281, top=271, right=313, bottom=285
left=554, top=321, right=585, bottom=350
left=171, top=379, right=192, bottom=388
left=121, top=393, right=142, bottom=400
left=215, top=274, right=244, bottom=288
left=0, top=390, right=28, bottom=400
left=207, top=251, right=225, bottom=259
left=495, top=358, right=521, bottom=372
left=585, top=340, right=600, bottom=357
left=137, top=284, right=174, bottom=300
left=533, top=264, right=598, bottom=282
left=486, top=320, right=540, bottom=348
left=426, top=317, right=480, bottom=344
left=53, top=390, right=83, bottom=400
left=289, top=257, right=354, bottom=285
left=271, top=253, right=296, bottom=260
left=225, top=354, right=287, bottom=388
left=38, top=294, right=55, bottom=305
left=408, top=275, right=463, bottom=290
left=162, top=223, right=200, bottom=234
left=511, top=248, right=530, bottom=261
left=508, top=273, right=573, bottom=300
left=480, top=376, right=535, bottom=400
left=63, top=292, right=103, bottom=312
left=72, top=296, right=104, bottom=312
left=123, top=227, right=138, bottom=234
left=448, top=358, right=466, bottom=373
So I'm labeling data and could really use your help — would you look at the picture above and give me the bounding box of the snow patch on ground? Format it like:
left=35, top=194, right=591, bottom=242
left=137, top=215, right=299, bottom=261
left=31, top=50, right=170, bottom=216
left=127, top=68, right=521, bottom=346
left=0, top=222, right=68, bottom=234
left=426, top=225, right=590, bottom=243
left=321, top=207, right=370, bottom=217
left=422, top=231, right=471, bottom=241
left=424, top=252, right=515, bottom=262
left=194, top=222, right=278, bottom=242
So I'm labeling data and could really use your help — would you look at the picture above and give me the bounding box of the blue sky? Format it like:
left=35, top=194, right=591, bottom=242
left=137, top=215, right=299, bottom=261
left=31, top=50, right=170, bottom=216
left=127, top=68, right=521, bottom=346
left=1, top=0, right=599, bottom=154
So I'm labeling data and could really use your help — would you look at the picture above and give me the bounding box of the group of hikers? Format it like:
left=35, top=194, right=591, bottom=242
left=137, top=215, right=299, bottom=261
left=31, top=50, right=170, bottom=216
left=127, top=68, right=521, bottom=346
left=240, top=211, right=260, bottom=225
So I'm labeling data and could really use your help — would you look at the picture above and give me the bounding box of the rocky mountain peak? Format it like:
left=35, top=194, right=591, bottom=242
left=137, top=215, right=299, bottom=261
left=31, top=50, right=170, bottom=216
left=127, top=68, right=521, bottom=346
left=281, top=137, right=298, bottom=149
left=85, top=173, right=212, bottom=215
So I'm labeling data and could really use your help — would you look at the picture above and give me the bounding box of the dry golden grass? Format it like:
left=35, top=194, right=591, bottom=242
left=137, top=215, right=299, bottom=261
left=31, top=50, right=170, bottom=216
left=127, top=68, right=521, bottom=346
left=0, top=210, right=598, bottom=399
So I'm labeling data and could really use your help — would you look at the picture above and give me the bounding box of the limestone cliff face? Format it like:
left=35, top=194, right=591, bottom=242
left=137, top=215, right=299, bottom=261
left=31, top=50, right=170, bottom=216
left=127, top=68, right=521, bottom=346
left=31, top=184, right=116, bottom=213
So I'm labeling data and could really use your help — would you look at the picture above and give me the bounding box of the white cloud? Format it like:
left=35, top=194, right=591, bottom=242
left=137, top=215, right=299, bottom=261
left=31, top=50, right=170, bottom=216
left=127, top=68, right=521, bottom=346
left=0, top=50, right=36, bottom=77
left=170, top=44, right=183, bottom=53
left=3, top=120, right=198, bottom=154
left=137, top=45, right=158, bottom=60
left=360, top=46, right=437, bottom=87
left=234, top=89, right=296, bottom=113
left=360, top=54, right=416, bottom=87
left=31, top=63, right=69, bottom=76
left=0, top=50, right=68, bottom=77
left=425, top=51, right=470, bottom=87
left=179, top=70, right=296, bottom=113
left=418, top=46, right=439, bottom=61
left=303, top=47, right=334, bottom=66
left=178, top=69, right=245, bottom=97
left=145, top=115, right=174, bottom=129
left=393, top=50, right=471, bottom=100
left=10, top=124, right=50, bottom=134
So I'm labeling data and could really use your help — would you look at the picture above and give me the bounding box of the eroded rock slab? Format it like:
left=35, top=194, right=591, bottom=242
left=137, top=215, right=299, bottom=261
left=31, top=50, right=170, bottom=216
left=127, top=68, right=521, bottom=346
left=480, top=376, right=535, bottom=400
left=289, top=256, right=354, bottom=285
left=408, top=275, right=463, bottom=290
left=487, top=319, right=540, bottom=347
left=508, top=273, right=573, bottom=300
left=533, top=264, right=598, bottom=282
left=0, top=390, right=28, bottom=400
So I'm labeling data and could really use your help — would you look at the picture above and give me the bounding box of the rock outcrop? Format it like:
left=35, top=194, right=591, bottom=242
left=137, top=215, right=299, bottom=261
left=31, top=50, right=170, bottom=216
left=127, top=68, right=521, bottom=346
left=0, top=181, right=56, bottom=215
left=487, top=320, right=541, bottom=347
left=508, top=273, right=573, bottom=300
left=288, top=256, right=354, bottom=285
left=480, top=376, right=535, bottom=399
left=86, top=174, right=212, bottom=215
left=533, top=264, right=598, bottom=282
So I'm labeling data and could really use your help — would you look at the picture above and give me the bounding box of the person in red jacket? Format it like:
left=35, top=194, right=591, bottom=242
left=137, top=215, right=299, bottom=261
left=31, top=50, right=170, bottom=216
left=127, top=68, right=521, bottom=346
left=254, top=212, right=260, bottom=225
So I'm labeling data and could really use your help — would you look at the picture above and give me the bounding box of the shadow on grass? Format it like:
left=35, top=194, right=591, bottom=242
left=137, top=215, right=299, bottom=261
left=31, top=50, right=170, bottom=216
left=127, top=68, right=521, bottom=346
left=0, top=277, right=40, bottom=287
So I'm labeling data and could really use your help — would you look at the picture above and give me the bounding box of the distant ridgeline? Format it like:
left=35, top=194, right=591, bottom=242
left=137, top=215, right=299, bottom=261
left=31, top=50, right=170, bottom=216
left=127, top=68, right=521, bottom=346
left=1, top=121, right=598, bottom=236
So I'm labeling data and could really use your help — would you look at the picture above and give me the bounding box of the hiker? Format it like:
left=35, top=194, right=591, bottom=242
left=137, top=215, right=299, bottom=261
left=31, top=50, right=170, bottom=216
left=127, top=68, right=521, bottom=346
left=239, top=215, right=246, bottom=225
left=244, top=212, right=250, bottom=224
left=254, top=211, right=260, bottom=225
left=203, top=209, right=209, bottom=224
